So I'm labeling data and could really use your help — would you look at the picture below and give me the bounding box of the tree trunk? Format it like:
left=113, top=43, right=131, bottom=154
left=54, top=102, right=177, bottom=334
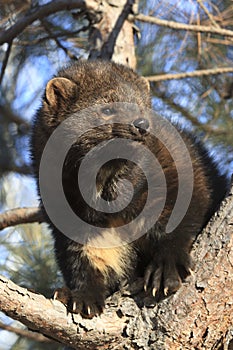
left=88, top=0, right=137, bottom=68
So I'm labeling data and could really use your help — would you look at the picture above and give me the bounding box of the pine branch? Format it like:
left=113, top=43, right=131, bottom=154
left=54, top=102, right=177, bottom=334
left=133, top=13, right=233, bottom=37
left=146, top=66, right=233, bottom=82
left=0, top=0, right=100, bottom=45
left=0, top=321, right=53, bottom=343
left=0, top=207, right=44, bottom=231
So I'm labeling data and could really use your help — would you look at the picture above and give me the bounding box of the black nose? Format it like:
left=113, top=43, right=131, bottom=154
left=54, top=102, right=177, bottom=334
left=133, top=118, right=149, bottom=133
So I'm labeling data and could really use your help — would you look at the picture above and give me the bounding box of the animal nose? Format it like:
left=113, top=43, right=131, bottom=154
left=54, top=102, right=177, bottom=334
left=133, top=118, right=149, bottom=133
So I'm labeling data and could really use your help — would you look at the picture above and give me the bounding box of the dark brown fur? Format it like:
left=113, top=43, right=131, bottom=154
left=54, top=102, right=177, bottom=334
left=31, top=60, right=228, bottom=317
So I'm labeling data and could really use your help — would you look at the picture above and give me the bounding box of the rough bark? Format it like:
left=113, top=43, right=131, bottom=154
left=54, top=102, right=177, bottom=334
left=88, top=0, right=137, bottom=68
left=0, top=184, right=232, bottom=349
left=0, top=275, right=127, bottom=349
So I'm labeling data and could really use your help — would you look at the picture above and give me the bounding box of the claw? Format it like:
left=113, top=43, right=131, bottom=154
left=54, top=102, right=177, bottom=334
left=87, top=306, right=91, bottom=315
left=152, top=288, right=157, bottom=297
left=53, top=291, right=58, bottom=300
left=188, top=268, right=194, bottom=276
left=144, top=284, right=147, bottom=292
left=164, top=287, right=169, bottom=296
left=73, top=301, right=77, bottom=311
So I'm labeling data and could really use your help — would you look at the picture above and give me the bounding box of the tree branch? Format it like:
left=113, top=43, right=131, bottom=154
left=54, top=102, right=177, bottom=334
left=2, top=1, right=233, bottom=47
left=0, top=184, right=232, bottom=348
left=0, top=207, right=44, bottom=231
left=0, top=164, right=32, bottom=175
left=0, top=105, right=30, bottom=131
left=0, top=321, right=53, bottom=343
left=146, top=66, right=233, bottom=82
left=88, top=0, right=136, bottom=68
left=0, top=0, right=99, bottom=45
left=0, top=275, right=127, bottom=349
left=133, top=13, right=233, bottom=37
left=98, top=0, right=134, bottom=61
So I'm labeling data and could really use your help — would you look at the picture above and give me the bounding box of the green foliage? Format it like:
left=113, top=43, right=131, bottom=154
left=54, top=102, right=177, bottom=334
left=136, top=0, right=233, bottom=167
left=0, top=223, right=63, bottom=349
left=0, top=223, right=61, bottom=296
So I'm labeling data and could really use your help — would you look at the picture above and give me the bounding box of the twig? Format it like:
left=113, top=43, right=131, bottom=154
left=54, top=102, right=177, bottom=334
left=133, top=13, right=233, bottom=37
left=0, top=164, right=32, bottom=175
left=196, top=0, right=220, bottom=28
left=14, top=25, right=90, bottom=46
left=146, top=66, right=233, bottom=82
left=206, top=37, right=233, bottom=46
left=0, top=207, right=45, bottom=231
left=196, top=12, right=202, bottom=59
left=0, top=0, right=98, bottom=45
left=0, top=41, right=12, bottom=85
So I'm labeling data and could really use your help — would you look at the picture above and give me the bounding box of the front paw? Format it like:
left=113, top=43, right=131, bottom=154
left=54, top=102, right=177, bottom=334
left=144, top=246, right=194, bottom=297
left=68, top=289, right=105, bottom=318
left=54, top=286, right=105, bottom=318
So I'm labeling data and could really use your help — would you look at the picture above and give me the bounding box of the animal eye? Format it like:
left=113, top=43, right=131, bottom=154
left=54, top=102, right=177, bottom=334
left=101, top=107, right=116, bottom=115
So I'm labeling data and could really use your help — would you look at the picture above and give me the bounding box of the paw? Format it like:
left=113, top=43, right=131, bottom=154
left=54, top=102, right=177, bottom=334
left=54, top=286, right=105, bottom=318
left=68, top=289, right=105, bottom=318
left=144, top=246, right=194, bottom=297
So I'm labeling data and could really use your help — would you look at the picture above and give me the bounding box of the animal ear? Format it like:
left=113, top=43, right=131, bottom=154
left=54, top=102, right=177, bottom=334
left=45, top=77, right=77, bottom=108
left=140, top=76, right=150, bottom=93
